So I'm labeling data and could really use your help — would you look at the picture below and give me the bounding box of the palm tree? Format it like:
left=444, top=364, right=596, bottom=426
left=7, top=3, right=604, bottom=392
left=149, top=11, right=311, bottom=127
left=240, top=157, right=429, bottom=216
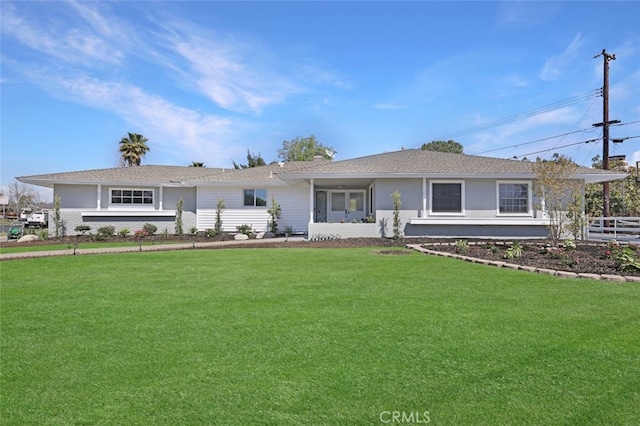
left=189, top=162, right=205, bottom=167
left=118, top=132, right=150, bottom=167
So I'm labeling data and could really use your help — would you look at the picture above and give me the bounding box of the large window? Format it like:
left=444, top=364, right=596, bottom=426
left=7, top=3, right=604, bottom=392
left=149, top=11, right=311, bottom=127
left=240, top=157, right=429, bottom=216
left=498, top=182, right=531, bottom=214
left=110, top=189, right=153, bottom=205
left=244, top=189, right=267, bottom=207
left=431, top=181, right=463, bottom=214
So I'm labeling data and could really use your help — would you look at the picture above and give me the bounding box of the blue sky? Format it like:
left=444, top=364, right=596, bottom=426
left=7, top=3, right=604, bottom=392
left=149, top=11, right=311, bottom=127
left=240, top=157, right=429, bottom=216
left=2, top=1, right=639, bottom=199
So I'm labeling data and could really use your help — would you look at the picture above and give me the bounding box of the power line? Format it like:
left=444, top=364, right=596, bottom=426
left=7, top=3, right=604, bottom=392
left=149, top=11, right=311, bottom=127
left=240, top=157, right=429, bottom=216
left=470, top=127, right=598, bottom=155
left=510, top=138, right=600, bottom=159
left=429, top=89, right=600, bottom=140
left=612, top=119, right=640, bottom=127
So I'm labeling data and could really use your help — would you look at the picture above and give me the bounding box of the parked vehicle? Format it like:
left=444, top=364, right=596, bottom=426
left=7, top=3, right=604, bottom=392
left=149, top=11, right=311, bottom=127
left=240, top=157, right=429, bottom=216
left=7, top=222, right=24, bottom=240
left=19, top=208, right=49, bottom=229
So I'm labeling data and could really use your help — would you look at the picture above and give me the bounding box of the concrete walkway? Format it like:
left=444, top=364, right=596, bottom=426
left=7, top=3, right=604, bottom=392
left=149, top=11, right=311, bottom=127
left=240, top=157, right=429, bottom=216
left=0, top=237, right=306, bottom=261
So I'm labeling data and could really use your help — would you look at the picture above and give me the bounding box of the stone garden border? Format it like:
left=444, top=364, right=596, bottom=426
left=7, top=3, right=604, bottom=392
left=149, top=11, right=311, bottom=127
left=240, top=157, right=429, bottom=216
left=406, top=242, right=640, bottom=283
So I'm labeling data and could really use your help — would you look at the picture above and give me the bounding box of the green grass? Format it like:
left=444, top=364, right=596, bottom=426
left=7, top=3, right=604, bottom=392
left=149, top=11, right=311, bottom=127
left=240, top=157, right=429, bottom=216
left=2, top=248, right=639, bottom=425
left=0, top=240, right=184, bottom=254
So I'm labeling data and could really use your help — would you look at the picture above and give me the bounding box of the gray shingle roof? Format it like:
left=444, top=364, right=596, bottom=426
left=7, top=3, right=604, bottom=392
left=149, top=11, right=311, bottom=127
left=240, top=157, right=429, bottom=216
left=275, top=149, right=626, bottom=183
left=186, top=161, right=326, bottom=184
left=18, top=149, right=626, bottom=187
left=17, top=161, right=327, bottom=187
left=18, top=165, right=227, bottom=187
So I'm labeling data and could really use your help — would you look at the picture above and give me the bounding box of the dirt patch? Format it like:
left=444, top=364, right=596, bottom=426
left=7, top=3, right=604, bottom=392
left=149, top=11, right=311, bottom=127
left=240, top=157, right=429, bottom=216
left=375, top=249, right=414, bottom=255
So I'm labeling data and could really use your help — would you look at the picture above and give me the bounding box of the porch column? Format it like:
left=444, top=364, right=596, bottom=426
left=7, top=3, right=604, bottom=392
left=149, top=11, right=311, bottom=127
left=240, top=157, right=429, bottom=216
left=309, top=178, right=315, bottom=223
left=159, top=186, right=164, bottom=211
left=96, top=184, right=102, bottom=210
left=422, top=177, right=427, bottom=218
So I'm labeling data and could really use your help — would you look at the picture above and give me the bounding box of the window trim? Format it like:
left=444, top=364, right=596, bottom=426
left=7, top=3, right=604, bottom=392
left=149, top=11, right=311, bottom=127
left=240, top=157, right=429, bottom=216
left=243, top=188, right=267, bottom=207
left=108, top=188, right=155, bottom=209
left=496, top=180, right=533, bottom=217
left=429, top=180, right=465, bottom=216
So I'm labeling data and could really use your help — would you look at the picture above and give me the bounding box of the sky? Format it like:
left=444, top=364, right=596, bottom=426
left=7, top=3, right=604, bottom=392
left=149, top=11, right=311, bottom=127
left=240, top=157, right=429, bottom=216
left=1, top=1, right=639, bottom=200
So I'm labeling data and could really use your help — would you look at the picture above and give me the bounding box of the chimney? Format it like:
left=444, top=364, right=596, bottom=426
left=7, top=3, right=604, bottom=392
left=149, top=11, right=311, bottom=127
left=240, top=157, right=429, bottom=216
left=313, top=155, right=323, bottom=162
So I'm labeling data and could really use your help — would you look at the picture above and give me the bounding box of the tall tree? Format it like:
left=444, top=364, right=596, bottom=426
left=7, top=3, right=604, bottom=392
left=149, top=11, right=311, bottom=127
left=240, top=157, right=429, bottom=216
left=277, top=135, right=336, bottom=162
left=7, top=179, right=42, bottom=216
left=189, top=162, right=205, bottom=167
left=585, top=156, right=640, bottom=217
left=421, top=140, right=464, bottom=154
left=118, top=132, right=150, bottom=167
left=233, top=150, right=267, bottom=169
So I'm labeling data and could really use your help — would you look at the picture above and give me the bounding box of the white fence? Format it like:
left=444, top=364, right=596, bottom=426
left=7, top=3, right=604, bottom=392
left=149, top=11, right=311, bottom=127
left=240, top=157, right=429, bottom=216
left=586, top=217, right=640, bottom=242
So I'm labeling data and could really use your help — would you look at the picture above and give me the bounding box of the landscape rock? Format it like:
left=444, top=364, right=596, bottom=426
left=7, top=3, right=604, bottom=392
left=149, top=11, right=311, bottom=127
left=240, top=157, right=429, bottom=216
left=17, top=234, right=39, bottom=243
left=234, top=233, right=249, bottom=240
left=600, top=274, right=626, bottom=283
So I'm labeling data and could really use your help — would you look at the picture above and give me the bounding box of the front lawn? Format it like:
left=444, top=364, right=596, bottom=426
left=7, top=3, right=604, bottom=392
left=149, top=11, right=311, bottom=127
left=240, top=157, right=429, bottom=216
left=1, top=248, right=639, bottom=425
left=0, top=240, right=186, bottom=254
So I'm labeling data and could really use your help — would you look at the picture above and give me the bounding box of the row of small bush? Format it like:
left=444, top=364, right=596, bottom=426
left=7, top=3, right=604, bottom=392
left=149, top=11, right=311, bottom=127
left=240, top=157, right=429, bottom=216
left=74, top=223, right=159, bottom=240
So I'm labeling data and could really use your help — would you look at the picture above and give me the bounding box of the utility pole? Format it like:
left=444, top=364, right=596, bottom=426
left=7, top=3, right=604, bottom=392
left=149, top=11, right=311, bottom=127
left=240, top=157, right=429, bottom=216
left=594, top=49, right=616, bottom=220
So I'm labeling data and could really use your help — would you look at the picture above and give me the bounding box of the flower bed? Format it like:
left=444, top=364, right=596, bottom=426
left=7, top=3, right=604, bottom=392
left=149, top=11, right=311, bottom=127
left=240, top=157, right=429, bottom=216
left=420, top=240, right=640, bottom=277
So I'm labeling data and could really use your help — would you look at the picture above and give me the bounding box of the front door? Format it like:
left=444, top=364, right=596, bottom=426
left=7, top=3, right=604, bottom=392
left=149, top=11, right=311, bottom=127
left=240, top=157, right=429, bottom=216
left=315, top=191, right=327, bottom=222
left=328, top=191, right=365, bottom=222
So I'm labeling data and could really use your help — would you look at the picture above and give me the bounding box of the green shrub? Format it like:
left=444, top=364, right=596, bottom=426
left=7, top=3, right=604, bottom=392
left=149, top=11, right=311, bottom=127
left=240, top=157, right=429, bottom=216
left=205, top=228, right=219, bottom=238
left=142, top=223, right=158, bottom=236
left=236, top=224, right=253, bottom=236
left=391, top=190, right=402, bottom=240
left=616, top=247, right=640, bottom=272
left=504, top=241, right=523, bottom=259
left=189, top=226, right=198, bottom=234
left=175, top=198, right=184, bottom=235
left=562, top=239, right=577, bottom=250
left=267, top=197, right=281, bottom=234
left=454, top=239, right=469, bottom=254
left=74, top=224, right=91, bottom=235
left=215, top=199, right=225, bottom=233
left=485, top=243, right=499, bottom=254
left=97, top=225, right=115, bottom=238
left=118, top=228, right=130, bottom=237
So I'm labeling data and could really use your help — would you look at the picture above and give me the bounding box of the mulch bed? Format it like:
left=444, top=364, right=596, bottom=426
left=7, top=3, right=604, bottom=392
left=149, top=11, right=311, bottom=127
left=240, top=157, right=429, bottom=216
left=418, top=240, right=640, bottom=277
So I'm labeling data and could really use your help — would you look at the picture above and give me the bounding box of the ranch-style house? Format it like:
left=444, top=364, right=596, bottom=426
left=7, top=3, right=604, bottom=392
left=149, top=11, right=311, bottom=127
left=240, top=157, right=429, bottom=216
left=17, top=149, right=627, bottom=239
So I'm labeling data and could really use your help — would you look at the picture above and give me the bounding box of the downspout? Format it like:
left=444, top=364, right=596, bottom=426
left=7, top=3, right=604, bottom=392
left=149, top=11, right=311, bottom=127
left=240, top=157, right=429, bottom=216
left=159, top=186, right=163, bottom=211
left=96, top=184, right=102, bottom=210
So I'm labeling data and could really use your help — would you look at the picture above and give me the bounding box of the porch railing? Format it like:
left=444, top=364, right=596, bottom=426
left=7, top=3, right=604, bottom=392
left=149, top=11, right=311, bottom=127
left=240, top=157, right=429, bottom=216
left=586, top=217, right=640, bottom=242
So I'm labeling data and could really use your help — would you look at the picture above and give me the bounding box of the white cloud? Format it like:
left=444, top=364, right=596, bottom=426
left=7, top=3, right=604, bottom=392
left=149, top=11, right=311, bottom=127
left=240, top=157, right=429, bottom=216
left=0, top=2, right=124, bottom=67
left=539, top=33, right=585, bottom=81
left=24, top=70, right=238, bottom=165
left=170, top=38, right=299, bottom=114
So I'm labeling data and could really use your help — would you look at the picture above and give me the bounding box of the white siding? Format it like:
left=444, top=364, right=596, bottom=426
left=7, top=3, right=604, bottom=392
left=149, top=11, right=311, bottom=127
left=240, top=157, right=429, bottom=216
left=196, top=183, right=310, bottom=233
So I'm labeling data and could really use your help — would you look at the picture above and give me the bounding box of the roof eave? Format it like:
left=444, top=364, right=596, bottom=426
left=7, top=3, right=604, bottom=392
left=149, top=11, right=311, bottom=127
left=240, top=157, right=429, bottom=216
left=17, top=178, right=198, bottom=188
